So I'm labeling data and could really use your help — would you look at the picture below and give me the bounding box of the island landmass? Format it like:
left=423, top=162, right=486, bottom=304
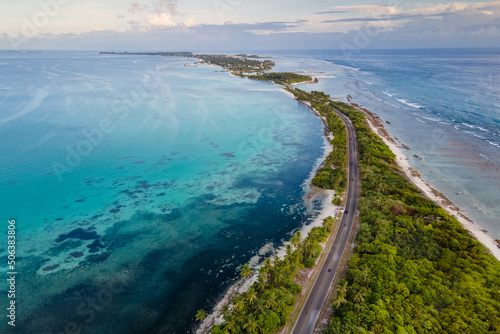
left=100, top=51, right=500, bottom=334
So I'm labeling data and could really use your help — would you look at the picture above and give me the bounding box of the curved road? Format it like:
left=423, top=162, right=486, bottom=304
left=291, top=108, right=359, bottom=334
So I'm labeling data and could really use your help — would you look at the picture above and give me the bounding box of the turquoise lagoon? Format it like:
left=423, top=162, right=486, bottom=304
left=0, top=51, right=325, bottom=333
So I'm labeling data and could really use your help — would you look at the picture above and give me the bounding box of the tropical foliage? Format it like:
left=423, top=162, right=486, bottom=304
left=198, top=55, right=275, bottom=71
left=210, top=217, right=336, bottom=334
left=248, top=72, right=314, bottom=85
left=202, top=71, right=499, bottom=334
left=287, top=88, right=348, bottom=192
left=325, top=102, right=500, bottom=334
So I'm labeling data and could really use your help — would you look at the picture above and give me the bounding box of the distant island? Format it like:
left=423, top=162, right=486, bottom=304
left=99, top=51, right=275, bottom=72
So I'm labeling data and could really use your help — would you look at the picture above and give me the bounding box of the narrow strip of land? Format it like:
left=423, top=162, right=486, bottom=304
left=291, top=108, right=359, bottom=334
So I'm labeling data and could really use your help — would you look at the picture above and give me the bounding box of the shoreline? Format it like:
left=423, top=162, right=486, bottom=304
left=354, top=103, right=500, bottom=260
left=192, top=52, right=499, bottom=333
left=290, top=78, right=319, bottom=86
left=196, top=83, right=339, bottom=334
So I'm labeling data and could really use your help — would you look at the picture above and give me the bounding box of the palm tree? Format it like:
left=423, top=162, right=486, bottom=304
left=359, top=286, right=371, bottom=296
left=224, top=318, right=237, bottom=333
left=291, top=252, right=302, bottom=268
left=285, top=244, right=293, bottom=259
left=262, top=258, right=272, bottom=282
left=353, top=291, right=366, bottom=304
left=240, top=263, right=254, bottom=279
left=372, top=196, right=382, bottom=209
left=247, top=288, right=258, bottom=305
left=195, top=309, right=207, bottom=322
left=234, top=311, right=246, bottom=327
left=290, top=231, right=302, bottom=247
left=221, top=304, right=230, bottom=318
left=282, top=262, right=293, bottom=280
left=289, top=262, right=301, bottom=279
left=254, top=299, right=265, bottom=315
left=332, top=292, right=347, bottom=309
left=362, top=267, right=370, bottom=283
left=233, top=298, right=246, bottom=312
left=377, top=182, right=389, bottom=194
left=273, top=270, right=285, bottom=287
left=243, top=314, right=260, bottom=333
left=302, top=239, right=312, bottom=258
left=265, top=291, right=277, bottom=309
left=338, top=281, right=348, bottom=297
left=254, top=276, right=266, bottom=293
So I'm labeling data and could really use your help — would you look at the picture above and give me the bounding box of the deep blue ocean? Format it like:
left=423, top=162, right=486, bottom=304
left=0, top=48, right=499, bottom=333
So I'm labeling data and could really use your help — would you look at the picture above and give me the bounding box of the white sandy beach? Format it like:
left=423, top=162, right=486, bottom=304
left=197, top=71, right=500, bottom=334
left=357, top=105, right=500, bottom=261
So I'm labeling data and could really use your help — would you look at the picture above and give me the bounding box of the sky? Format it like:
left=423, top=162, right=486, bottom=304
left=0, top=0, right=499, bottom=50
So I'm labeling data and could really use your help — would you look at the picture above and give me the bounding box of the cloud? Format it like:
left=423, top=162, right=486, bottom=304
left=230, top=20, right=309, bottom=34
left=145, top=13, right=176, bottom=26
left=334, top=5, right=399, bottom=15
left=184, top=17, right=195, bottom=27
left=129, top=2, right=148, bottom=14
left=128, top=0, right=180, bottom=28
left=129, top=0, right=178, bottom=16
left=2, top=1, right=500, bottom=51
left=167, top=2, right=177, bottom=16
left=315, top=10, right=348, bottom=15
left=322, top=12, right=453, bottom=23
left=151, top=0, right=177, bottom=16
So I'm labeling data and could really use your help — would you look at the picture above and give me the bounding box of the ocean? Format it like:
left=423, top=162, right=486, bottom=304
left=271, top=48, right=500, bottom=240
left=1, top=48, right=499, bottom=333
left=0, top=51, right=325, bottom=333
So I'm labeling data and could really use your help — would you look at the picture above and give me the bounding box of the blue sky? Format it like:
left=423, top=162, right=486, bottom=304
left=1, top=0, right=499, bottom=50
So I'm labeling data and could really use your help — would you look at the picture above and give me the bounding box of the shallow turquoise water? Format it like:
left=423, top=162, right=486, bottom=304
left=0, top=51, right=324, bottom=333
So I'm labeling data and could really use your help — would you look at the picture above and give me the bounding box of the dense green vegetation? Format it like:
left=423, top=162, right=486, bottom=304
left=210, top=217, right=336, bottom=334
left=235, top=54, right=265, bottom=58
left=247, top=72, right=314, bottom=85
left=99, top=52, right=275, bottom=72
left=325, top=102, right=500, bottom=334
left=208, top=88, right=349, bottom=334
left=286, top=88, right=348, bottom=193
left=198, top=55, right=275, bottom=71
left=190, top=54, right=500, bottom=334
left=99, top=51, right=195, bottom=57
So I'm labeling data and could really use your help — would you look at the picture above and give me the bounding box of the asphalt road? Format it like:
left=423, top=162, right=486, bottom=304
left=291, top=108, right=359, bottom=334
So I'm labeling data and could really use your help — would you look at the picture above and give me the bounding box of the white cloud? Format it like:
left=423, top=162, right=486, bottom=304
left=335, top=5, right=399, bottom=16
left=145, top=13, right=176, bottom=26
left=129, top=2, right=148, bottom=14
left=184, top=17, right=195, bottom=27
left=2, top=0, right=499, bottom=50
